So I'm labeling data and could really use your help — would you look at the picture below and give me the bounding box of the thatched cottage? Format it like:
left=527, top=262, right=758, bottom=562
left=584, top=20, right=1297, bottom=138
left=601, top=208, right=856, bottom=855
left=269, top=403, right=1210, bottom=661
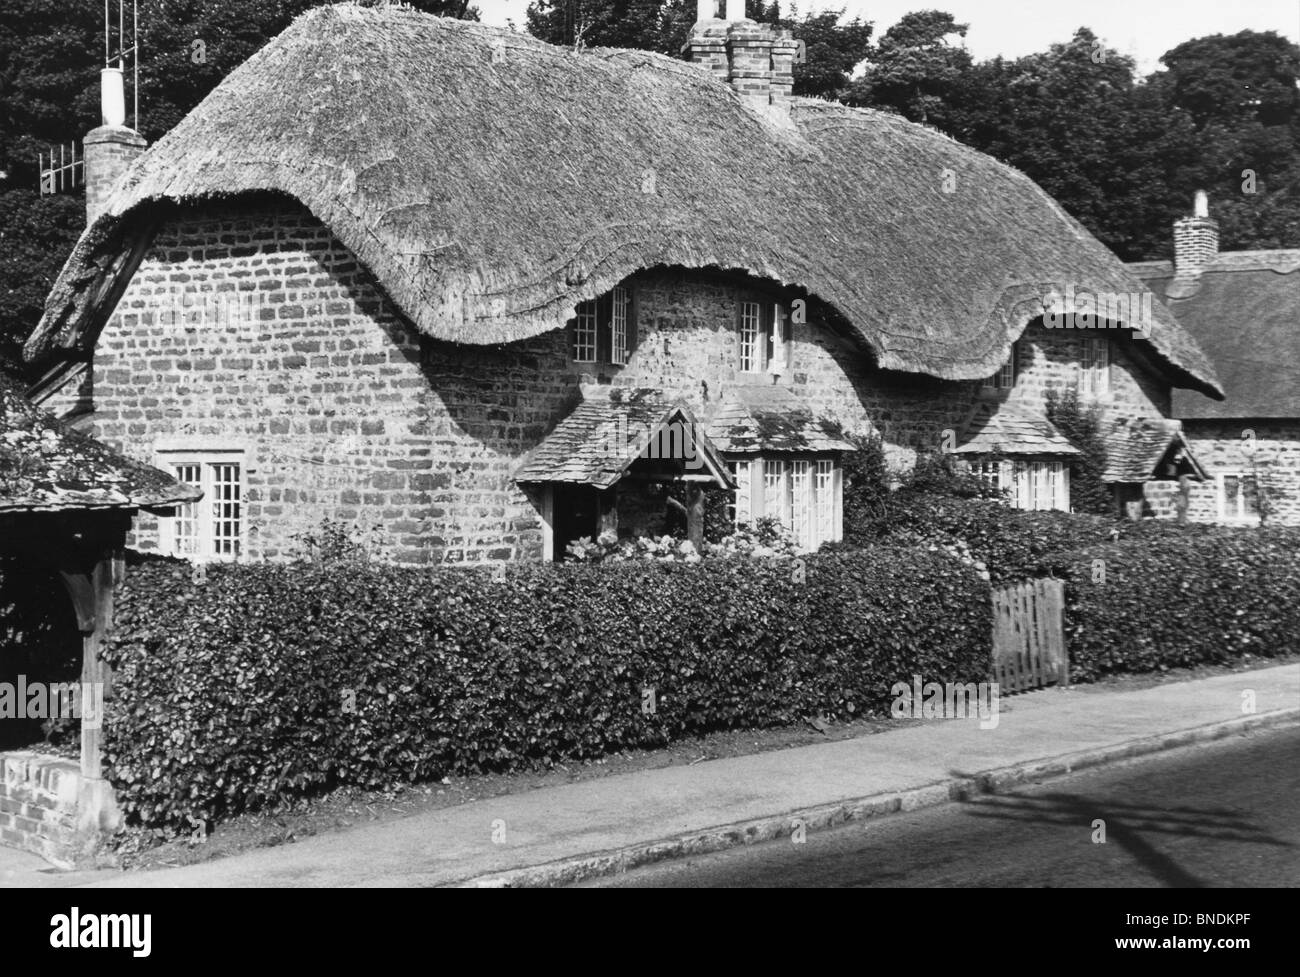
left=24, top=3, right=1222, bottom=564
left=1131, top=194, right=1300, bottom=525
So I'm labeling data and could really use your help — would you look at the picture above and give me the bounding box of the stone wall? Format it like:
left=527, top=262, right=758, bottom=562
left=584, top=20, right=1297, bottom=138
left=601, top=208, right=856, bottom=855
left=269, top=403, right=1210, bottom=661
left=1179, top=420, right=1300, bottom=525
left=73, top=199, right=1183, bottom=563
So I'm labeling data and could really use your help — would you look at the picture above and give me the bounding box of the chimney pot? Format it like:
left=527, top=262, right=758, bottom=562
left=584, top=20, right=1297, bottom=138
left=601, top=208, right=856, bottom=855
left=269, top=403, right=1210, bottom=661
left=724, top=0, right=746, bottom=20
left=101, top=67, right=126, bottom=128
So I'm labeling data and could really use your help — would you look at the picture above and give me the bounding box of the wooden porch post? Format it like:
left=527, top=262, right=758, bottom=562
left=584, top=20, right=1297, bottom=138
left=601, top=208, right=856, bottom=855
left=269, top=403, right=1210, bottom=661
left=59, top=546, right=123, bottom=849
left=686, top=484, right=705, bottom=549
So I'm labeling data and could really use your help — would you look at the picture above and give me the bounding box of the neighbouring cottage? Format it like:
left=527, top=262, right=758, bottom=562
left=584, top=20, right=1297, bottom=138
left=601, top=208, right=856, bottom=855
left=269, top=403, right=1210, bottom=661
left=24, top=2, right=1222, bottom=564
left=1130, top=192, right=1300, bottom=525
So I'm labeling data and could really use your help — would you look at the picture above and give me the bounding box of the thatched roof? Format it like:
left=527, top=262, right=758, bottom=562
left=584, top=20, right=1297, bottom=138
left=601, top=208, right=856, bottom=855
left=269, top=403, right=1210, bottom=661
left=27, top=4, right=1220, bottom=399
left=953, top=402, right=1080, bottom=457
left=515, top=390, right=731, bottom=488
left=1132, top=251, right=1300, bottom=419
left=705, top=387, right=855, bottom=453
left=0, top=369, right=200, bottom=513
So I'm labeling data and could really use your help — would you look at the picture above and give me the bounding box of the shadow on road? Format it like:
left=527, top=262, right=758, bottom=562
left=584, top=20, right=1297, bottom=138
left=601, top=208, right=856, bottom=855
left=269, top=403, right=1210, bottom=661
left=944, top=774, right=1295, bottom=888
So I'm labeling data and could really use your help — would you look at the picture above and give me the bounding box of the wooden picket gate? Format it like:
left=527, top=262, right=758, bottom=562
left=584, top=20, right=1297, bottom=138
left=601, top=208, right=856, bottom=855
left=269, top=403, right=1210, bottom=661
left=992, top=578, right=1068, bottom=693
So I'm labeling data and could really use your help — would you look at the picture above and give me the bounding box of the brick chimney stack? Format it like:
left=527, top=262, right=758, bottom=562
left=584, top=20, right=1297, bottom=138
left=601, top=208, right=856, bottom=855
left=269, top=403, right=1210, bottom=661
left=83, top=66, right=146, bottom=224
left=683, top=1, right=795, bottom=118
left=1173, top=190, right=1219, bottom=280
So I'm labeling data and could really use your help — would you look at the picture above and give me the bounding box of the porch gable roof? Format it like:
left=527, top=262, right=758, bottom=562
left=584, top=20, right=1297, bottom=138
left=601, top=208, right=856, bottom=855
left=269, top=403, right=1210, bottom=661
left=515, top=390, right=733, bottom=490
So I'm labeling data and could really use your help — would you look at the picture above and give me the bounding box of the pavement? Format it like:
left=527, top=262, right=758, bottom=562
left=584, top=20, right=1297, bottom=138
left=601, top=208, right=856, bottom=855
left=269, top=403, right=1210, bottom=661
left=2, top=663, right=1297, bottom=888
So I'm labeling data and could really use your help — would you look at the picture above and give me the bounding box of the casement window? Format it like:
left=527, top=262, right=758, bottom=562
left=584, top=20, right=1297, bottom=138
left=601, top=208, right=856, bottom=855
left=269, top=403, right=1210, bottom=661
left=983, top=341, right=1019, bottom=392
left=729, top=455, right=841, bottom=550
left=1218, top=473, right=1260, bottom=522
left=1079, top=337, right=1110, bottom=397
left=571, top=286, right=634, bottom=366
left=725, top=459, right=752, bottom=529
left=737, top=299, right=792, bottom=374
left=610, top=286, right=630, bottom=366
left=158, top=452, right=244, bottom=561
left=973, top=459, right=1068, bottom=511
left=971, top=459, right=1008, bottom=495
left=1010, top=460, right=1069, bottom=511
left=573, top=302, right=598, bottom=363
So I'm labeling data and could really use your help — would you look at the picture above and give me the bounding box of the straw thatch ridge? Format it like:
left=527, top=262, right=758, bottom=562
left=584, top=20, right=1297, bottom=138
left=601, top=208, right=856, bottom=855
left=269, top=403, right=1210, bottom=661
left=26, top=3, right=1220, bottom=398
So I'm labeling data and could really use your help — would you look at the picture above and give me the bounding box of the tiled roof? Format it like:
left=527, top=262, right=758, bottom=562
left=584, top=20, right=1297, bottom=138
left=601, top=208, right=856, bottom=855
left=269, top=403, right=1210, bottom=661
left=515, top=389, right=732, bottom=489
left=953, top=402, right=1081, bottom=457
left=1131, top=252, right=1300, bottom=419
left=0, top=368, right=200, bottom=513
left=1102, top=416, right=1206, bottom=483
left=704, top=386, right=855, bottom=453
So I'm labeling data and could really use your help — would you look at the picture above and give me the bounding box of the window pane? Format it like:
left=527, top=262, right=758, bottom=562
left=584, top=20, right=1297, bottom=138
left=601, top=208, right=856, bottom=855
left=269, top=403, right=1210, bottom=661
left=211, top=463, right=241, bottom=558
left=791, top=460, right=811, bottom=548
left=574, top=300, right=598, bottom=362
left=770, top=304, right=788, bottom=370
left=1241, top=476, right=1259, bottom=518
left=815, top=460, right=834, bottom=546
left=727, top=460, right=752, bottom=529
left=763, top=459, right=785, bottom=524
left=172, top=464, right=202, bottom=557
left=610, top=287, right=629, bottom=366
left=740, top=302, right=762, bottom=372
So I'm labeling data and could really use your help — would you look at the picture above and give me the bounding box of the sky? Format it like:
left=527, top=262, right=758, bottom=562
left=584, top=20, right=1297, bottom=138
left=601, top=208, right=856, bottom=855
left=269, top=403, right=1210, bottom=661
left=474, top=0, right=1300, bottom=74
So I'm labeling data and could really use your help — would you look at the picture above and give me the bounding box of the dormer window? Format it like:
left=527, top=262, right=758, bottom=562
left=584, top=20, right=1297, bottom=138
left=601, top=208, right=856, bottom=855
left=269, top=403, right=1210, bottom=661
left=737, top=298, right=792, bottom=375
left=1079, top=337, right=1110, bottom=397
left=983, top=341, right=1018, bottom=392
left=571, top=286, right=634, bottom=366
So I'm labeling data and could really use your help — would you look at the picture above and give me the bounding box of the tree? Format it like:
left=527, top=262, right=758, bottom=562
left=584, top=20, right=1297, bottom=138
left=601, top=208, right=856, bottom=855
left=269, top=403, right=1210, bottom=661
left=1156, top=31, right=1300, bottom=253
left=848, top=10, right=969, bottom=124
left=525, top=0, right=692, bottom=54
left=1160, top=31, right=1300, bottom=129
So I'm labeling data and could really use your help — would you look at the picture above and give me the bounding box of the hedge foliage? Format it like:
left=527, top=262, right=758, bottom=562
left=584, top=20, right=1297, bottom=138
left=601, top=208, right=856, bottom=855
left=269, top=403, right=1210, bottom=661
left=1047, top=528, right=1300, bottom=683
left=101, top=548, right=992, bottom=833
left=848, top=491, right=1212, bottom=584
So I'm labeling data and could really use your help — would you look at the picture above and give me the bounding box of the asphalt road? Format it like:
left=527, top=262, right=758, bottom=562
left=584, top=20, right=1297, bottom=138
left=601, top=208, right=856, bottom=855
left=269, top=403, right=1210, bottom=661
left=582, top=724, right=1300, bottom=887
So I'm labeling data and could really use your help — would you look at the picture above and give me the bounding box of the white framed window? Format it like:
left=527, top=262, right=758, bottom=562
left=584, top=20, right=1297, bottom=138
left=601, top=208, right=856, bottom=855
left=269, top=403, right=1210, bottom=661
left=763, top=458, right=785, bottom=523
left=971, top=459, right=1010, bottom=495
left=741, top=455, right=841, bottom=551
left=814, top=459, right=834, bottom=543
left=610, top=287, right=629, bottom=366
left=790, top=460, right=812, bottom=546
left=572, top=287, right=634, bottom=366
left=984, top=342, right=1018, bottom=392
left=740, top=301, right=764, bottom=373
left=1217, top=473, right=1259, bottom=522
left=1007, top=460, right=1069, bottom=511
left=158, top=451, right=245, bottom=561
left=573, top=300, right=598, bottom=363
left=768, top=303, right=791, bottom=373
left=1079, top=337, right=1110, bottom=397
left=737, top=298, right=794, bottom=375
left=726, top=459, right=752, bottom=529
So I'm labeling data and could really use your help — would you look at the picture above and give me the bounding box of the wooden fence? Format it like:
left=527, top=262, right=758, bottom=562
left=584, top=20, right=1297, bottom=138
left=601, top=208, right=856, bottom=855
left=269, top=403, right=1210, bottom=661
left=992, top=578, right=1068, bottom=694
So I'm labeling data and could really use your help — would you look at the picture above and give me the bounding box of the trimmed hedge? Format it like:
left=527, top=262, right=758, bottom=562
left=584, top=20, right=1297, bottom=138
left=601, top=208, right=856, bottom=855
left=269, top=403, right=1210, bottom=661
left=1048, top=529, right=1300, bottom=682
left=101, top=548, right=992, bottom=833
left=850, top=491, right=1213, bottom=584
